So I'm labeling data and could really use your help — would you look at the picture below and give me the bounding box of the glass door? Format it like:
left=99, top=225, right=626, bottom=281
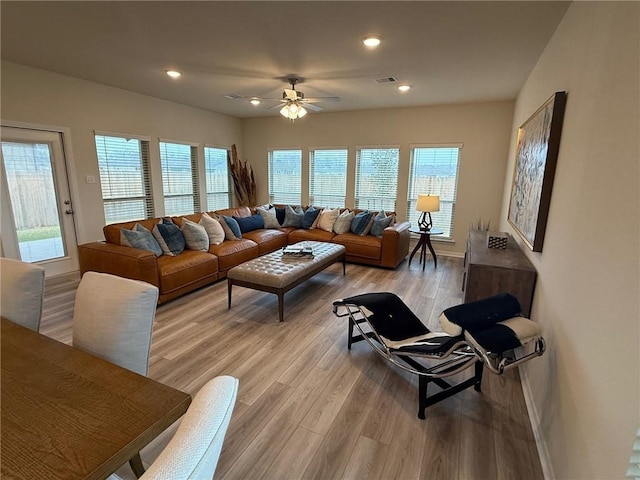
left=0, top=126, right=78, bottom=276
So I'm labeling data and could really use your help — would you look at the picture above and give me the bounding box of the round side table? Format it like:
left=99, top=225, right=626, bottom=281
left=408, top=228, right=444, bottom=270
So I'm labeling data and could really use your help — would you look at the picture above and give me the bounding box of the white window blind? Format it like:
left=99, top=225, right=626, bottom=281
left=355, top=147, right=399, bottom=211
left=268, top=149, right=301, bottom=204
left=94, top=134, right=154, bottom=223
left=204, top=146, right=230, bottom=210
left=309, top=148, right=347, bottom=208
left=160, top=141, right=200, bottom=216
left=407, top=146, right=461, bottom=239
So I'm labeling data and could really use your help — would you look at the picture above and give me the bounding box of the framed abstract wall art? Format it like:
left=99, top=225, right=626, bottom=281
left=508, top=91, right=567, bottom=252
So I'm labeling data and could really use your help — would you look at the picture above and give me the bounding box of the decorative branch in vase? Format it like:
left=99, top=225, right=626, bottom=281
left=227, top=144, right=256, bottom=206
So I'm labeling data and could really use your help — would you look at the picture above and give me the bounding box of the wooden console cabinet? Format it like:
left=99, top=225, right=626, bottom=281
left=462, top=230, right=537, bottom=317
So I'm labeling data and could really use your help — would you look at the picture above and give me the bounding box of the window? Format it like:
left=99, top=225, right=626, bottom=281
left=407, top=145, right=461, bottom=239
left=268, top=149, right=301, bottom=204
left=94, top=133, right=154, bottom=223
left=355, top=147, right=399, bottom=211
left=159, top=141, right=200, bottom=216
left=309, top=148, right=348, bottom=207
left=204, top=146, right=230, bottom=210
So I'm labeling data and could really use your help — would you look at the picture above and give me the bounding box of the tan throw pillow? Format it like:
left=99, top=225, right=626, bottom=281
left=317, top=207, right=340, bottom=232
left=181, top=218, right=209, bottom=252
left=199, top=213, right=225, bottom=245
left=333, top=210, right=354, bottom=234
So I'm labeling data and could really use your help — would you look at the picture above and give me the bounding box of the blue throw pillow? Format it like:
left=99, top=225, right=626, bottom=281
left=350, top=211, right=374, bottom=235
left=222, top=215, right=242, bottom=239
left=120, top=223, right=163, bottom=257
left=282, top=205, right=304, bottom=228
left=301, top=207, right=321, bottom=229
left=152, top=219, right=186, bottom=256
left=234, top=214, right=264, bottom=233
left=370, top=211, right=395, bottom=237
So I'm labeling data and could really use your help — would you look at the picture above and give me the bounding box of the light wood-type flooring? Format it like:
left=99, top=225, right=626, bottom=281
left=40, top=256, right=544, bottom=480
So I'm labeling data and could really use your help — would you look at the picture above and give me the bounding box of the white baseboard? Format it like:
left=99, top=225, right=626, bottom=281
left=520, top=367, right=555, bottom=480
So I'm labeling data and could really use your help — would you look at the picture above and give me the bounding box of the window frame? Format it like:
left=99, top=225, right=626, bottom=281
left=309, top=147, right=348, bottom=208
left=407, top=144, right=462, bottom=241
left=268, top=148, right=302, bottom=205
left=93, top=131, right=155, bottom=224
left=204, top=145, right=231, bottom=211
left=354, top=146, right=400, bottom=212
left=159, top=139, right=200, bottom=216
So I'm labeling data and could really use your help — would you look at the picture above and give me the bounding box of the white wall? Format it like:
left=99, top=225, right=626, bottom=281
left=1, top=61, right=243, bottom=243
left=500, top=3, right=639, bottom=479
left=244, top=101, right=514, bottom=255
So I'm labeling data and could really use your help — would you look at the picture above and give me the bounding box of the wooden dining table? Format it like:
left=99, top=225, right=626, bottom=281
left=1, top=318, right=192, bottom=480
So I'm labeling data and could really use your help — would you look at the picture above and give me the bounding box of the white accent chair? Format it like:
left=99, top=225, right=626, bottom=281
left=72, top=271, right=159, bottom=376
left=0, top=257, right=45, bottom=331
left=109, top=376, right=239, bottom=480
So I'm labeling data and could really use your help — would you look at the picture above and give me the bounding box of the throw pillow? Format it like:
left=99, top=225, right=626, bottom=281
left=181, top=218, right=209, bottom=251
left=222, top=215, right=242, bottom=239
left=199, top=213, right=225, bottom=245
left=370, top=210, right=395, bottom=237
left=282, top=205, right=304, bottom=228
left=234, top=214, right=264, bottom=233
left=213, top=214, right=240, bottom=240
left=301, top=207, right=321, bottom=229
left=350, top=211, right=374, bottom=236
left=333, top=210, right=354, bottom=234
left=120, top=223, right=163, bottom=257
left=256, top=206, right=280, bottom=229
left=152, top=219, right=186, bottom=256
left=275, top=207, right=286, bottom=226
left=317, top=207, right=340, bottom=232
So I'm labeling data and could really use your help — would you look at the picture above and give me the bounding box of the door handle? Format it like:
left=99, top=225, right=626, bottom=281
left=65, top=209, right=73, bottom=214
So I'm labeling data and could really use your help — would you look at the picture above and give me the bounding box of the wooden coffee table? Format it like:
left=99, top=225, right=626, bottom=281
left=227, top=241, right=346, bottom=322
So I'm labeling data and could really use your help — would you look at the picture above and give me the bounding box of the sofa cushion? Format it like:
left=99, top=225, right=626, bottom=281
left=350, top=211, right=374, bottom=236
left=333, top=210, right=354, bottom=234
left=301, top=207, right=321, bottom=229
left=209, top=239, right=259, bottom=272
left=182, top=218, right=209, bottom=252
left=152, top=219, right=186, bottom=256
left=199, top=213, right=225, bottom=245
left=157, top=250, right=218, bottom=294
left=288, top=228, right=336, bottom=244
left=317, top=207, right=340, bottom=232
left=120, top=224, right=163, bottom=257
left=282, top=205, right=304, bottom=228
left=332, top=232, right=382, bottom=260
left=257, top=206, right=281, bottom=229
left=370, top=210, right=395, bottom=237
left=234, top=213, right=265, bottom=233
left=242, top=229, right=288, bottom=255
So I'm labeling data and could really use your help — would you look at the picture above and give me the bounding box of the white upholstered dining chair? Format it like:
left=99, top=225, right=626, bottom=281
left=72, top=271, right=159, bottom=376
left=109, top=375, right=239, bottom=480
left=0, top=257, right=46, bottom=331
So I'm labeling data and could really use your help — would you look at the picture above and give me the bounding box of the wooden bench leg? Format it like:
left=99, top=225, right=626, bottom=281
left=129, top=453, right=145, bottom=478
left=277, top=290, right=284, bottom=322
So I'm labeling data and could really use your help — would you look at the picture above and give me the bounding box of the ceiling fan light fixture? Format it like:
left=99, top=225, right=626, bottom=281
left=165, top=70, right=182, bottom=79
left=362, top=35, right=382, bottom=48
left=398, top=84, right=411, bottom=92
left=280, top=102, right=307, bottom=121
left=250, top=98, right=261, bottom=106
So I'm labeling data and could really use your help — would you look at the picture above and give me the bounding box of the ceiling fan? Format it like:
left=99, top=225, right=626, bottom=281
left=226, top=77, right=340, bottom=120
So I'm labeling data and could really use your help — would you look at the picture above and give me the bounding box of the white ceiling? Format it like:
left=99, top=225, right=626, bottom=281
left=1, top=1, right=570, bottom=119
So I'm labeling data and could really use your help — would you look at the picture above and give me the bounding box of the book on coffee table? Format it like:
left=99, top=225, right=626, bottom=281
left=282, top=245, right=314, bottom=257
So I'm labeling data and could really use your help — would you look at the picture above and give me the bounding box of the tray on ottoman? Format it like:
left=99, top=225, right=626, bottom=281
left=227, top=241, right=346, bottom=322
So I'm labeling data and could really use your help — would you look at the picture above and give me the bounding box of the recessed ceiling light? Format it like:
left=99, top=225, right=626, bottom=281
left=398, top=85, right=411, bottom=92
left=165, top=70, right=181, bottom=79
left=362, top=35, right=382, bottom=48
left=250, top=98, right=261, bottom=106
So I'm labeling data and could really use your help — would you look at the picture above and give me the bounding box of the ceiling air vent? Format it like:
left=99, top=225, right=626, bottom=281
left=223, top=94, right=243, bottom=99
left=373, top=76, right=398, bottom=84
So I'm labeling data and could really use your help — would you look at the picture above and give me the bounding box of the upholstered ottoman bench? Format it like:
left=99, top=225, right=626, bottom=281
left=227, top=241, right=346, bottom=322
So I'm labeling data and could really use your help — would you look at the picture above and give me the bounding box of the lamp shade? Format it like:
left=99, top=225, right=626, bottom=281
left=416, top=194, right=440, bottom=212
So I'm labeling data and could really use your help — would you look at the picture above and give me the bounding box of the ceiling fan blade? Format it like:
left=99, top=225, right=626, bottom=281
left=303, top=103, right=323, bottom=112
left=303, top=96, right=340, bottom=102
left=267, top=102, right=286, bottom=110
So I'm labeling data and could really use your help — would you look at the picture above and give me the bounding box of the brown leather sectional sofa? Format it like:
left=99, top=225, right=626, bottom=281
left=78, top=206, right=410, bottom=304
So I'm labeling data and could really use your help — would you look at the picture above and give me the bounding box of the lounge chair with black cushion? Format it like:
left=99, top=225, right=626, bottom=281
left=332, top=292, right=545, bottom=419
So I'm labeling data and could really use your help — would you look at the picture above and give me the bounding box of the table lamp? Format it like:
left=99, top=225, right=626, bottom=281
left=416, top=194, right=440, bottom=231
